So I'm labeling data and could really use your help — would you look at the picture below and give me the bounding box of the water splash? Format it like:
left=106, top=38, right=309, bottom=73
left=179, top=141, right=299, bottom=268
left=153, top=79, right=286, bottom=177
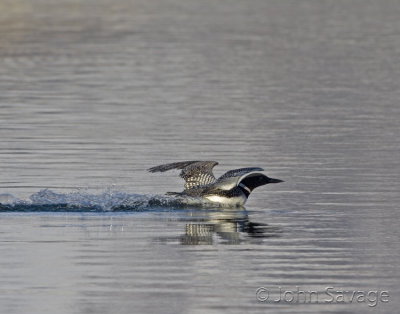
left=0, top=189, right=222, bottom=212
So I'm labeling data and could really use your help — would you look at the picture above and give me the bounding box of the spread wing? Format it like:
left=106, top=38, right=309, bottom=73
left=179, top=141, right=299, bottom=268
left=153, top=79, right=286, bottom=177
left=148, top=161, right=219, bottom=190
left=214, top=167, right=264, bottom=190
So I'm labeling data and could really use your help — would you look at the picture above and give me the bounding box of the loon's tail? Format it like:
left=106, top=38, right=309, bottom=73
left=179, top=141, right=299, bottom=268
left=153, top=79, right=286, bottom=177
left=165, top=191, right=183, bottom=196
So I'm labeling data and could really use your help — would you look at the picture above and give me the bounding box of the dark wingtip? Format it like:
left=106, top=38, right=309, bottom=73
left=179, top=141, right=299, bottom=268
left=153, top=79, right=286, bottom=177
left=147, top=166, right=157, bottom=173
left=147, top=166, right=158, bottom=173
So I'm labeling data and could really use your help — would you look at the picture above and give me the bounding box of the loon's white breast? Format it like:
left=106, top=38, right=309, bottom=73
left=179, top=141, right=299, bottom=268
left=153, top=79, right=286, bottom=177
left=204, top=193, right=247, bottom=207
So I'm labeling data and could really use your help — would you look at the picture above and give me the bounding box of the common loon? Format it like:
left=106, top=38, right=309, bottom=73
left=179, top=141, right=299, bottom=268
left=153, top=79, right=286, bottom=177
left=148, top=161, right=283, bottom=207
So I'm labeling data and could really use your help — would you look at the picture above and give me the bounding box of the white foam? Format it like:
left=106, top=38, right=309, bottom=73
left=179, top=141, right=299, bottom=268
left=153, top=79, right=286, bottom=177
left=0, top=193, right=18, bottom=205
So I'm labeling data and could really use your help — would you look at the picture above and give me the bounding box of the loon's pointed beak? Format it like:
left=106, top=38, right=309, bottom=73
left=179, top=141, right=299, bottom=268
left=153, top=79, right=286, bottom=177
left=268, top=177, right=284, bottom=184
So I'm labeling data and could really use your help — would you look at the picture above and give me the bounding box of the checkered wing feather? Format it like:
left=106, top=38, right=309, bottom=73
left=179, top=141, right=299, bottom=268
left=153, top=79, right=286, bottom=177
left=148, top=161, right=218, bottom=190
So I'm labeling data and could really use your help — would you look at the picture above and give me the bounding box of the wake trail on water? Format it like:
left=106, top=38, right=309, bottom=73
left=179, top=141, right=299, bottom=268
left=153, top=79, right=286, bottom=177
left=0, top=189, right=220, bottom=212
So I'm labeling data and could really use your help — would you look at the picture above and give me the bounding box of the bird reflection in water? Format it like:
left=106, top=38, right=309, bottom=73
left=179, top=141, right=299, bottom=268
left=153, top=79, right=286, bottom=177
left=178, top=209, right=282, bottom=245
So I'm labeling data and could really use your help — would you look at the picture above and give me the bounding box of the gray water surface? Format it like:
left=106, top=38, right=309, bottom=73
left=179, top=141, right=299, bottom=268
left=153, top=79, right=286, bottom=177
left=1, top=0, right=400, bottom=313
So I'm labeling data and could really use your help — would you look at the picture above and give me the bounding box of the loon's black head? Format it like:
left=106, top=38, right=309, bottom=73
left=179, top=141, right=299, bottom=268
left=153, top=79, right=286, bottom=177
left=238, top=173, right=283, bottom=197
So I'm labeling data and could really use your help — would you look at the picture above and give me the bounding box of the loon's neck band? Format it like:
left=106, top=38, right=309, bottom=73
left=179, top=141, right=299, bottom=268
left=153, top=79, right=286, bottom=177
left=238, top=183, right=251, bottom=197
